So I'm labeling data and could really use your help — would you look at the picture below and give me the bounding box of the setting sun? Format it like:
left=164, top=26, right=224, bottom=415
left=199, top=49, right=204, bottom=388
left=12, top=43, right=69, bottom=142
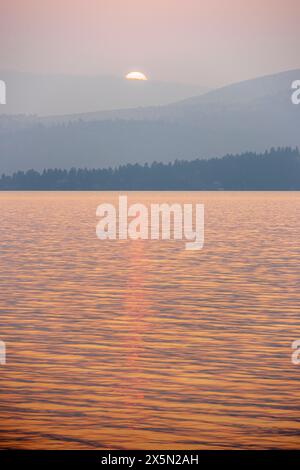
left=125, top=71, right=148, bottom=81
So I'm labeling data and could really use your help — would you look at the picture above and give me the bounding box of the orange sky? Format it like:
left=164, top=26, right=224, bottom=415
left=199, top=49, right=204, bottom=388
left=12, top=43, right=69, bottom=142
left=0, top=0, right=299, bottom=86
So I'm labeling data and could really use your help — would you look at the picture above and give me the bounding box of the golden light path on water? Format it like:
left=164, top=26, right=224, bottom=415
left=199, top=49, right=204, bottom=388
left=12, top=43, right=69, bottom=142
left=0, top=192, right=300, bottom=449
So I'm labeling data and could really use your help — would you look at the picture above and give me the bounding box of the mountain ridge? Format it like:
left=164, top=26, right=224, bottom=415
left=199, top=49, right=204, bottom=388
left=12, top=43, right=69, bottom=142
left=0, top=69, right=299, bottom=173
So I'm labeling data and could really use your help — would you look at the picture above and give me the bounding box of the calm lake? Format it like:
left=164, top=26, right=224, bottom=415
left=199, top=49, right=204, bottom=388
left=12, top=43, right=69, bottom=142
left=0, top=191, right=300, bottom=449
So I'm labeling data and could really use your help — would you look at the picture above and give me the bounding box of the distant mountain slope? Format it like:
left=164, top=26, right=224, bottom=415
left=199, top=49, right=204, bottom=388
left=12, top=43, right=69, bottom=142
left=41, top=68, right=300, bottom=123
left=0, top=69, right=299, bottom=173
left=0, top=71, right=206, bottom=116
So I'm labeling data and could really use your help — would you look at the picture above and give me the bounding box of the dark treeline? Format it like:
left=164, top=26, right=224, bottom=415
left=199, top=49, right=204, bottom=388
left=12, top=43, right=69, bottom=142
left=1, top=148, right=300, bottom=190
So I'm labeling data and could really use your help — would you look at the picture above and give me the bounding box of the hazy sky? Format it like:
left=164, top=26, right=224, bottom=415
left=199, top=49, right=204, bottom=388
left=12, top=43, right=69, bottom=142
left=1, top=0, right=299, bottom=86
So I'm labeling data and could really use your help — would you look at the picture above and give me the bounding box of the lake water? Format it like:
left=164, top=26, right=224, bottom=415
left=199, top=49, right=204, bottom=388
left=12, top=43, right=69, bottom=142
left=0, top=191, right=300, bottom=449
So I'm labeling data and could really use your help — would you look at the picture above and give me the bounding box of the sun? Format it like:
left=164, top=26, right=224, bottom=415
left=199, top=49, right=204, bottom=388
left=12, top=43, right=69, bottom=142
left=125, top=71, right=148, bottom=81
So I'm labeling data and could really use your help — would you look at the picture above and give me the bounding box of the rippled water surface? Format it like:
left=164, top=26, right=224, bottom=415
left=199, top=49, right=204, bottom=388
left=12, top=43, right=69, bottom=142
left=1, top=192, right=300, bottom=449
